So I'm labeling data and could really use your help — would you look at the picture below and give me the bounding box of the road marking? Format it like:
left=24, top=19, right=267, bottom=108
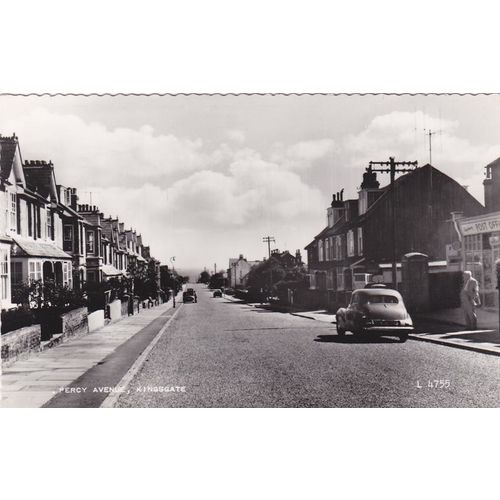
left=100, top=304, right=183, bottom=408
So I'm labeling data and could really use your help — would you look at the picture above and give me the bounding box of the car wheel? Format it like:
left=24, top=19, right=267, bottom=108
left=398, top=334, right=408, bottom=343
left=336, top=316, right=346, bottom=335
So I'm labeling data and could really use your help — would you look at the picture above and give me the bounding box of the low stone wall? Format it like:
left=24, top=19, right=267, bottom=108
left=109, top=300, right=122, bottom=322
left=121, top=299, right=129, bottom=317
left=1, top=325, right=41, bottom=365
left=88, top=309, right=105, bottom=332
left=133, top=298, right=140, bottom=314
left=60, top=307, right=89, bottom=339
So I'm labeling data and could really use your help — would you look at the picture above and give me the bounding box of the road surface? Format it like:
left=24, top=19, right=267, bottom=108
left=116, top=284, right=500, bottom=407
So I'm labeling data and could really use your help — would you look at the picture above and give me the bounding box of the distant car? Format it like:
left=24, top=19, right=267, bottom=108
left=183, top=288, right=197, bottom=303
left=213, top=289, right=223, bottom=298
left=335, top=287, right=413, bottom=342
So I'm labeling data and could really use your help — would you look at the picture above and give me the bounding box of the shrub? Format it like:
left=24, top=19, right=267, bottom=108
left=1, top=307, right=35, bottom=335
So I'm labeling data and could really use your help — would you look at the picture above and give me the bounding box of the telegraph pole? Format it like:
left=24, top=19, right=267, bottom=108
left=262, top=235, right=276, bottom=297
left=367, top=158, right=418, bottom=289
left=262, top=236, right=275, bottom=258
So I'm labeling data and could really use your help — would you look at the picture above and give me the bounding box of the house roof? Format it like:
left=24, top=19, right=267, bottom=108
left=306, top=164, right=484, bottom=248
left=102, top=264, right=123, bottom=277
left=23, top=160, right=58, bottom=200
left=0, top=135, right=18, bottom=181
left=486, top=157, right=500, bottom=170
left=11, top=237, right=72, bottom=259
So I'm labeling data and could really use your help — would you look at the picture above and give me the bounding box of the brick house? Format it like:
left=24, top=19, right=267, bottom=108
left=305, top=164, right=485, bottom=310
left=57, top=185, right=89, bottom=288
left=77, top=204, right=103, bottom=283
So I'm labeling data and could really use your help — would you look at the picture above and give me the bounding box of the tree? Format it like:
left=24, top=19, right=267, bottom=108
left=208, top=272, right=225, bottom=289
left=197, top=270, right=210, bottom=284
left=246, top=251, right=308, bottom=303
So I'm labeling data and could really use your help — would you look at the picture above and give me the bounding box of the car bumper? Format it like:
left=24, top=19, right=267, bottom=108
left=363, top=326, right=414, bottom=332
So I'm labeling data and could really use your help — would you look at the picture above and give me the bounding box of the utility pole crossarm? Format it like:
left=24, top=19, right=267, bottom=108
left=262, top=236, right=276, bottom=258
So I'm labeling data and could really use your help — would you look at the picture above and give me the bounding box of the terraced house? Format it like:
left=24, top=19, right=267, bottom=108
left=0, top=133, right=162, bottom=313
left=0, top=135, right=73, bottom=309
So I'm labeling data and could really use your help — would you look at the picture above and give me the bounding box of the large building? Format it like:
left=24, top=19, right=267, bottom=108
left=305, top=163, right=485, bottom=309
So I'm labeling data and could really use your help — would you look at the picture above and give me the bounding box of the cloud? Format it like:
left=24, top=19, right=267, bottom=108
left=271, top=138, right=336, bottom=169
left=224, top=129, right=246, bottom=143
left=341, top=110, right=500, bottom=201
left=0, top=106, right=207, bottom=189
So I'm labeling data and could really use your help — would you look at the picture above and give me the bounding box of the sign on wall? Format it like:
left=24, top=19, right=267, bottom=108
left=460, top=215, right=500, bottom=236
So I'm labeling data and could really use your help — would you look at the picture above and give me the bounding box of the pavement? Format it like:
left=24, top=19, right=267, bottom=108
left=0, top=298, right=178, bottom=408
left=115, top=285, right=500, bottom=407
left=290, top=309, right=500, bottom=356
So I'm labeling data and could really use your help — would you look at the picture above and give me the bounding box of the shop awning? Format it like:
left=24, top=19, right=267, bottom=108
left=11, top=237, right=72, bottom=259
left=102, top=264, right=123, bottom=277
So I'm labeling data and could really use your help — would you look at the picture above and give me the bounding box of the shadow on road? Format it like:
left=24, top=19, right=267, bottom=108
left=314, top=334, right=402, bottom=344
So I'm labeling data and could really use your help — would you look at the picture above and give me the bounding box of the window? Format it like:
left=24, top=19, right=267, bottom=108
left=335, top=235, right=344, bottom=260
left=336, top=267, right=344, bottom=290
left=357, top=227, right=363, bottom=256
left=46, top=210, right=53, bottom=240
left=87, top=230, right=95, bottom=253
left=324, top=238, right=330, bottom=261
left=36, top=206, right=41, bottom=238
left=28, top=202, right=33, bottom=237
left=347, top=230, right=355, bottom=257
left=11, top=261, right=23, bottom=284
left=0, top=249, right=9, bottom=301
left=10, top=193, right=16, bottom=232
left=318, top=239, right=324, bottom=262
left=63, top=225, right=73, bottom=252
left=28, top=261, right=42, bottom=282
left=63, top=262, right=72, bottom=287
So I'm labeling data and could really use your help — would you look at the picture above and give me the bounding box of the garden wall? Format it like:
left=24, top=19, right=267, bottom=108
left=88, top=310, right=105, bottom=332
left=60, top=307, right=89, bottom=339
left=1, top=325, right=41, bottom=365
left=109, top=300, right=122, bottom=322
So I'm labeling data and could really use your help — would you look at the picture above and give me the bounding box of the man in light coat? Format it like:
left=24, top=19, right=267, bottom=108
left=460, top=270, right=481, bottom=330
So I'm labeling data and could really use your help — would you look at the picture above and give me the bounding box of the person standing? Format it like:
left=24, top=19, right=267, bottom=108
left=460, top=270, right=481, bottom=330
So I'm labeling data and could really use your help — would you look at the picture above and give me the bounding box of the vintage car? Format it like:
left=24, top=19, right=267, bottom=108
left=212, top=288, right=223, bottom=298
left=335, top=286, right=413, bottom=342
left=183, top=288, right=198, bottom=303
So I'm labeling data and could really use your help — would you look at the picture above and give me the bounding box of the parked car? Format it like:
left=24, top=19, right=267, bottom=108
left=335, top=287, right=413, bottom=342
left=183, top=288, right=198, bottom=303
left=213, top=289, right=223, bottom=298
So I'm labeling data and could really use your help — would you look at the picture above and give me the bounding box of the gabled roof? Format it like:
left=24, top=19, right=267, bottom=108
left=0, top=136, right=17, bottom=180
left=23, top=160, right=58, bottom=201
left=0, top=134, right=25, bottom=185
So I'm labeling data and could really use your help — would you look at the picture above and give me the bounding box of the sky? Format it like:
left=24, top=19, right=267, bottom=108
left=1, top=94, right=500, bottom=277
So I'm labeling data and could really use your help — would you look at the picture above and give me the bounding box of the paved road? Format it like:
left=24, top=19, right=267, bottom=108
left=117, top=284, right=500, bottom=408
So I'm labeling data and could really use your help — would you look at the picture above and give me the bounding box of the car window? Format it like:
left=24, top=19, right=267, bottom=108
left=366, top=295, right=399, bottom=304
